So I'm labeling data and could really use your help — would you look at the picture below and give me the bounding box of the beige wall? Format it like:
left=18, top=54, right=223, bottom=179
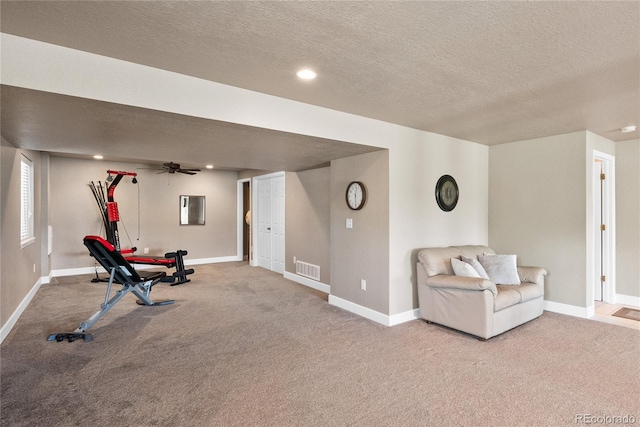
left=390, top=133, right=489, bottom=315
left=490, top=132, right=586, bottom=306
left=50, top=157, right=238, bottom=270
left=285, top=167, right=331, bottom=283
left=616, top=139, right=640, bottom=299
left=1, top=142, right=46, bottom=328
left=331, top=151, right=390, bottom=314
left=489, top=131, right=618, bottom=309
left=39, top=153, right=51, bottom=275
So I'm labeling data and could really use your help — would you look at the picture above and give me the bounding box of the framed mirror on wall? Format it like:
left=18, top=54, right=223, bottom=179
left=180, top=195, right=206, bottom=225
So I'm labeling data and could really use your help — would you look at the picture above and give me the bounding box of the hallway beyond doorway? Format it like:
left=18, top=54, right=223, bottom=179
left=590, top=301, right=640, bottom=330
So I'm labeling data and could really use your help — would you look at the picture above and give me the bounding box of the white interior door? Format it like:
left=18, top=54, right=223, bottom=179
left=593, top=159, right=603, bottom=301
left=258, top=178, right=272, bottom=270
left=271, top=176, right=285, bottom=274
left=591, top=150, right=615, bottom=305
left=255, top=174, right=285, bottom=274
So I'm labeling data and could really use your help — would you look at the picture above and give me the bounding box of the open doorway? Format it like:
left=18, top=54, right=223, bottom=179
left=592, top=151, right=616, bottom=305
left=237, top=178, right=251, bottom=263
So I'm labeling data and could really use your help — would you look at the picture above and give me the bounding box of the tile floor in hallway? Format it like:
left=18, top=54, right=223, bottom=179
left=591, top=301, right=640, bottom=330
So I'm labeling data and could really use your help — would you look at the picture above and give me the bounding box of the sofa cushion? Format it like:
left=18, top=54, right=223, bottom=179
left=418, top=246, right=493, bottom=277
left=426, top=275, right=497, bottom=297
left=478, top=254, right=521, bottom=285
left=461, top=255, right=491, bottom=280
left=451, top=258, right=481, bottom=278
left=418, top=247, right=463, bottom=277
left=494, top=285, right=522, bottom=312
left=517, top=266, right=548, bottom=286
left=514, top=283, right=544, bottom=302
left=456, top=245, right=495, bottom=259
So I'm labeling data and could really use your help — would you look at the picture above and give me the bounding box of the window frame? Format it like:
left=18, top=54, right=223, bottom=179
left=20, top=154, right=35, bottom=248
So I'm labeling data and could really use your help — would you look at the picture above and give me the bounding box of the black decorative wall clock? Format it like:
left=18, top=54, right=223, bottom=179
left=435, top=175, right=459, bottom=212
left=346, top=181, right=366, bottom=210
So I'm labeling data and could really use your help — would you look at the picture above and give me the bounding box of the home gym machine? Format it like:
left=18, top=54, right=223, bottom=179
left=89, top=170, right=194, bottom=285
left=47, top=235, right=174, bottom=342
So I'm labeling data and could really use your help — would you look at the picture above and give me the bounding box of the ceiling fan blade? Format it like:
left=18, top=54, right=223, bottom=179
left=153, top=162, right=199, bottom=175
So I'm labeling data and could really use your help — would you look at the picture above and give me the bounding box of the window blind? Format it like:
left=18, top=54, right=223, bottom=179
left=20, top=155, right=34, bottom=245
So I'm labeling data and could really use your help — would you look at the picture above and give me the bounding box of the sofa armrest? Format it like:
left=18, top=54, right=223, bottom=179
left=517, top=266, right=547, bottom=285
left=425, top=275, right=497, bottom=297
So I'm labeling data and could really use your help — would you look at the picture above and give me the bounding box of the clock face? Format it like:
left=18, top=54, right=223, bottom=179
left=346, top=181, right=366, bottom=210
left=435, top=175, right=459, bottom=212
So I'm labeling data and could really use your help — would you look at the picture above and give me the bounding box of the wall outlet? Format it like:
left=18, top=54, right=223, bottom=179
left=346, top=218, right=353, bottom=229
left=144, top=247, right=149, bottom=254
left=33, top=264, right=36, bottom=273
left=360, top=279, right=366, bottom=290
left=293, top=256, right=297, bottom=264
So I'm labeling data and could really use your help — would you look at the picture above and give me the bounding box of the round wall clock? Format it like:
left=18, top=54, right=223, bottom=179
left=435, top=175, right=459, bottom=212
left=346, top=181, right=367, bottom=210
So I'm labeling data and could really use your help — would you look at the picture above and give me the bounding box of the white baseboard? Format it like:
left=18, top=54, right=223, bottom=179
left=283, top=271, right=330, bottom=294
left=51, top=266, right=105, bottom=277
left=282, top=274, right=420, bottom=325
left=1, top=276, right=47, bottom=344
left=543, top=300, right=592, bottom=318
left=185, top=255, right=242, bottom=265
left=328, top=295, right=419, bottom=326
left=545, top=296, right=640, bottom=320
left=41, top=271, right=53, bottom=285
left=389, top=308, right=421, bottom=326
left=51, top=255, right=241, bottom=278
left=615, top=294, right=640, bottom=308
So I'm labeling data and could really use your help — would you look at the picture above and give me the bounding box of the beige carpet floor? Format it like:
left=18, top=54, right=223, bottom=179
left=2, top=261, right=639, bottom=426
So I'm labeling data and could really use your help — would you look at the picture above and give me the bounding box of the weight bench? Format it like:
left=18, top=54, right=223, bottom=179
left=125, top=250, right=194, bottom=286
left=47, top=235, right=174, bottom=343
left=91, top=249, right=194, bottom=285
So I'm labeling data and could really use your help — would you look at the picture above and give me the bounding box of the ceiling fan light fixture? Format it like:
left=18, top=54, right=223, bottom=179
left=160, top=162, right=201, bottom=175
left=296, top=68, right=317, bottom=80
left=621, top=125, right=637, bottom=133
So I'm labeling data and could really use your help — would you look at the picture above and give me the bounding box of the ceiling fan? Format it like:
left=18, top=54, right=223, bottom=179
left=157, top=162, right=201, bottom=175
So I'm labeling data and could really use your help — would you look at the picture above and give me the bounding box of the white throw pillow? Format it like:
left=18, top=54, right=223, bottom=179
left=478, top=254, right=520, bottom=285
left=451, top=258, right=481, bottom=278
left=461, top=255, right=491, bottom=280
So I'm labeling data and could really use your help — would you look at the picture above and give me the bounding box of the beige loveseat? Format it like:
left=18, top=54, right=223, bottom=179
left=417, top=245, right=546, bottom=340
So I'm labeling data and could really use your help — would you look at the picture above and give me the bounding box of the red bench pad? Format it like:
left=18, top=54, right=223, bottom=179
left=125, top=256, right=176, bottom=267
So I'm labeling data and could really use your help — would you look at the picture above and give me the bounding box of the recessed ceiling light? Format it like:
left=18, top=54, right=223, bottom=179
left=205, top=165, right=214, bottom=169
left=621, top=125, right=637, bottom=133
left=93, top=155, right=103, bottom=160
left=296, top=69, right=317, bottom=80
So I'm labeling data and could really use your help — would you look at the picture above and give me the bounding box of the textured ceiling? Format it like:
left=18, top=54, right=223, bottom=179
left=1, top=1, right=638, bottom=169
left=1, top=86, right=380, bottom=172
